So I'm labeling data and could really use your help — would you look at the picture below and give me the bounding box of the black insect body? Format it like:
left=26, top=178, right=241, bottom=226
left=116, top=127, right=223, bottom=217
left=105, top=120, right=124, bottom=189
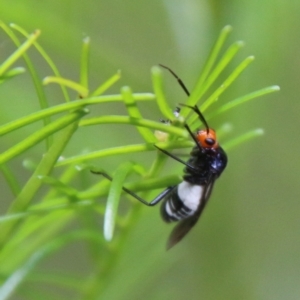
left=159, top=125, right=227, bottom=249
left=92, top=65, right=227, bottom=249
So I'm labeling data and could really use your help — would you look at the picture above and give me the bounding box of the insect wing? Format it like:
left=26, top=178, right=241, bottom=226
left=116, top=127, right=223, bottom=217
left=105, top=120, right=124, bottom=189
left=166, top=178, right=216, bottom=250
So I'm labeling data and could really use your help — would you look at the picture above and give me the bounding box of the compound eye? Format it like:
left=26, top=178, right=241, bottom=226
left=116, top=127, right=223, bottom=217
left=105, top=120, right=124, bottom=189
left=205, top=138, right=215, bottom=146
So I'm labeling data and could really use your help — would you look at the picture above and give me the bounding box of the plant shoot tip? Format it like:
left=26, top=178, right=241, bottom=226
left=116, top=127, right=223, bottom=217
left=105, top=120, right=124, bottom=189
left=33, top=29, right=41, bottom=35
left=255, top=128, right=264, bottom=135
left=121, top=85, right=131, bottom=93
left=42, top=77, right=50, bottom=85
left=223, top=25, right=233, bottom=32
left=151, top=65, right=161, bottom=74
left=221, top=123, right=233, bottom=132
left=83, top=36, right=90, bottom=43
left=236, top=41, right=245, bottom=47
left=104, top=235, right=112, bottom=242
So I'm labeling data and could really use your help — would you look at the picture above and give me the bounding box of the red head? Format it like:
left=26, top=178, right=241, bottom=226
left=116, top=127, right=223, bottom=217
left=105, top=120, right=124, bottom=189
left=196, top=128, right=218, bottom=149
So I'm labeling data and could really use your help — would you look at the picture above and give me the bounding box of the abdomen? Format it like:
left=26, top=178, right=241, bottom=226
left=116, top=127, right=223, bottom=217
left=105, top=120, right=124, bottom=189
left=160, top=181, right=205, bottom=222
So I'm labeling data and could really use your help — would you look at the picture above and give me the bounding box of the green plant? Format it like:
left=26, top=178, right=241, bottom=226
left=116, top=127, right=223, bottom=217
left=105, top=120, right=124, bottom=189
left=0, top=23, right=279, bottom=300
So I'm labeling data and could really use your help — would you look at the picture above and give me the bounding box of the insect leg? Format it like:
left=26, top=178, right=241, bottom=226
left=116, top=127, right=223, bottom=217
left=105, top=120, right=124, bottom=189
left=91, top=170, right=175, bottom=206
left=154, top=145, right=199, bottom=171
left=159, top=64, right=190, bottom=96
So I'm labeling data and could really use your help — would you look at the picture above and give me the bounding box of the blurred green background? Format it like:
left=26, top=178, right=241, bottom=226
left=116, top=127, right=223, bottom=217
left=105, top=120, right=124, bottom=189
left=0, top=0, right=299, bottom=299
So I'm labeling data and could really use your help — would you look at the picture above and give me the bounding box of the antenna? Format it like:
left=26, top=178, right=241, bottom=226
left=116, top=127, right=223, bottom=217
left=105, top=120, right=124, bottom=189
left=159, top=64, right=210, bottom=133
left=179, top=104, right=210, bottom=134
left=159, top=64, right=190, bottom=96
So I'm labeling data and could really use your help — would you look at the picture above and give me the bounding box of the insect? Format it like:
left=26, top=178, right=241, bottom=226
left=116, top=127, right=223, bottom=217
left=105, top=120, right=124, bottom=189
left=93, top=65, right=227, bottom=249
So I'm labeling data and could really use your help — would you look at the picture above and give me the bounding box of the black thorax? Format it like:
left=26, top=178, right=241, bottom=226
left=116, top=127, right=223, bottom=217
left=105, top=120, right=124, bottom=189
left=183, top=146, right=227, bottom=185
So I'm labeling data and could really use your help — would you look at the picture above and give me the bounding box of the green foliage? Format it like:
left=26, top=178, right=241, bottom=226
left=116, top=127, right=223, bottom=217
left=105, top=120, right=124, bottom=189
left=0, top=23, right=278, bottom=300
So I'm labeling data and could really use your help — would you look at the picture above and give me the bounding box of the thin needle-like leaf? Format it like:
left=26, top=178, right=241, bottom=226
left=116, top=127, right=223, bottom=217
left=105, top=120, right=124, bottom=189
left=201, top=56, right=255, bottom=112
left=43, top=77, right=89, bottom=98
left=152, top=66, right=174, bottom=120
left=0, top=29, right=40, bottom=76
left=208, top=85, right=280, bottom=120
left=0, top=93, right=155, bottom=137
left=188, top=56, right=255, bottom=127
left=186, top=25, right=233, bottom=107
left=0, top=111, right=85, bottom=246
left=38, top=175, right=79, bottom=199
left=0, top=22, right=52, bottom=148
left=10, top=23, right=70, bottom=102
left=103, top=162, right=134, bottom=241
left=122, top=86, right=156, bottom=142
left=223, top=128, right=264, bottom=151
left=0, top=67, right=26, bottom=83
left=0, top=164, right=21, bottom=196
left=0, top=109, right=88, bottom=164
left=79, top=115, right=187, bottom=137
left=91, top=70, right=121, bottom=96
left=0, top=231, right=99, bottom=300
left=55, top=140, right=194, bottom=167
left=185, top=41, right=244, bottom=110
left=80, top=37, right=90, bottom=91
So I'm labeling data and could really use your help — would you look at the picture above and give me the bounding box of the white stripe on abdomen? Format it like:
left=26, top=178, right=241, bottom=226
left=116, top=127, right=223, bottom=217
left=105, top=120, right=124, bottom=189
left=177, top=181, right=204, bottom=211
